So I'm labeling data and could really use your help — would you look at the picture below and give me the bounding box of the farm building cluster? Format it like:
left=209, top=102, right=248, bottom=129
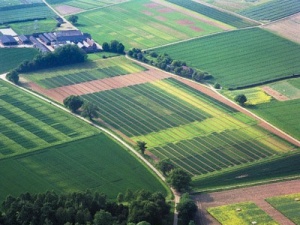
left=0, top=28, right=101, bottom=53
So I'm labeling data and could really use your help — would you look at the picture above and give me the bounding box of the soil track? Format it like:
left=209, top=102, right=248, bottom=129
left=194, top=179, right=300, bottom=225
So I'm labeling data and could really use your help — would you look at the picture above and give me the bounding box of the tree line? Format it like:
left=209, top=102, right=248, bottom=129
left=0, top=190, right=171, bottom=225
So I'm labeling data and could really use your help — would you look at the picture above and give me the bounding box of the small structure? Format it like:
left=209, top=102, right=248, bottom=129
left=19, top=35, right=31, bottom=44
left=0, top=35, right=18, bottom=45
left=30, top=36, right=50, bottom=53
left=54, top=30, right=87, bottom=43
left=39, top=34, right=50, bottom=45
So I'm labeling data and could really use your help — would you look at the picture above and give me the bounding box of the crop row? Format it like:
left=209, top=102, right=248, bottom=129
left=240, top=0, right=300, bottom=21
left=154, top=28, right=300, bottom=88
left=166, top=0, right=257, bottom=28
left=38, top=66, right=128, bottom=89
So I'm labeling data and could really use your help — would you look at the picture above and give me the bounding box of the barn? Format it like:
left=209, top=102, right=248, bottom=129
left=0, top=35, right=18, bottom=46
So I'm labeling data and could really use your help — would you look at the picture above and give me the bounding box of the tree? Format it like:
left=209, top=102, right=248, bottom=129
left=63, top=95, right=84, bottom=112
left=136, top=141, right=147, bottom=154
left=102, top=42, right=110, bottom=52
left=93, top=210, right=113, bottom=225
left=117, top=193, right=124, bottom=203
left=176, top=194, right=197, bottom=225
left=68, top=15, right=78, bottom=24
left=234, top=94, right=247, bottom=105
left=117, top=43, right=125, bottom=54
left=214, top=83, right=221, bottom=89
left=6, top=70, right=19, bottom=84
left=81, top=102, right=99, bottom=120
left=110, top=40, right=119, bottom=53
left=137, top=221, right=151, bottom=225
left=157, top=159, right=174, bottom=176
left=167, top=168, right=191, bottom=192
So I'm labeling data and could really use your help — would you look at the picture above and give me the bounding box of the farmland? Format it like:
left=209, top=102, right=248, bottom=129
left=0, top=3, right=55, bottom=24
left=208, top=202, right=279, bottom=225
left=80, top=77, right=296, bottom=176
left=267, top=193, right=300, bottom=224
left=10, top=19, right=57, bottom=34
left=240, top=0, right=300, bottom=22
left=0, top=80, right=99, bottom=158
left=0, top=48, right=38, bottom=74
left=154, top=28, right=300, bottom=89
left=23, top=56, right=146, bottom=89
left=76, top=0, right=223, bottom=49
left=166, top=0, right=258, bottom=28
left=0, top=133, right=168, bottom=201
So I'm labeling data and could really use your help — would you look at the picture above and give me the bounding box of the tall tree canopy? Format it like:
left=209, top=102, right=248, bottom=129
left=63, top=95, right=84, bottom=112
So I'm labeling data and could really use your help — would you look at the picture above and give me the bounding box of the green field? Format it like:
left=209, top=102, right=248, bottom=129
left=166, top=0, right=258, bottom=28
left=76, top=0, right=223, bottom=49
left=47, top=0, right=128, bottom=10
left=208, top=202, right=279, bottom=225
left=0, top=133, right=168, bottom=201
left=0, top=3, right=55, bottom=24
left=192, top=151, right=300, bottom=191
left=0, top=48, right=38, bottom=74
left=240, top=0, right=300, bottom=21
left=23, top=56, right=146, bottom=89
left=0, top=0, right=43, bottom=7
left=268, top=78, right=300, bottom=100
left=0, top=80, right=99, bottom=158
left=250, top=99, right=300, bottom=140
left=267, top=193, right=300, bottom=224
left=10, top=19, right=57, bottom=35
left=154, top=28, right=300, bottom=89
left=81, top=77, right=295, bottom=177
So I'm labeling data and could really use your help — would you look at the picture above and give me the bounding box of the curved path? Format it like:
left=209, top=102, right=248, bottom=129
left=0, top=73, right=179, bottom=225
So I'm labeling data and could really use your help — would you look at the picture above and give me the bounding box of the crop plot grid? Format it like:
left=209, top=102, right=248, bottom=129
left=81, top=78, right=295, bottom=176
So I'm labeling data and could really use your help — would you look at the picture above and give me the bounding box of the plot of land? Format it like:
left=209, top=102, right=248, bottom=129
left=154, top=28, right=300, bottom=89
left=265, top=12, right=300, bottom=44
left=208, top=202, right=279, bottom=225
left=166, top=0, right=258, bottom=28
left=0, top=48, right=38, bottom=74
left=0, top=133, right=168, bottom=202
left=267, top=193, right=300, bottom=225
left=195, top=179, right=300, bottom=225
left=240, top=0, right=300, bottom=22
left=76, top=0, right=223, bottom=49
left=0, top=80, right=99, bottom=158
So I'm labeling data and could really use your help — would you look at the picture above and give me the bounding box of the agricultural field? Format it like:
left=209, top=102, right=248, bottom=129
left=198, top=0, right=272, bottom=12
left=0, top=48, right=38, bottom=74
left=0, top=80, right=99, bottom=158
left=267, top=193, right=300, bottom=224
left=23, top=56, right=145, bottom=89
left=76, top=0, right=224, bottom=49
left=0, top=0, right=43, bottom=7
left=10, top=19, right=57, bottom=34
left=240, top=0, right=300, bottom=22
left=166, top=0, right=258, bottom=28
left=47, top=0, right=128, bottom=12
left=208, top=202, right=279, bottom=225
left=154, top=28, right=300, bottom=89
left=264, top=13, right=300, bottom=44
left=0, top=3, right=55, bottom=24
left=80, top=77, right=296, bottom=176
left=0, top=133, right=168, bottom=201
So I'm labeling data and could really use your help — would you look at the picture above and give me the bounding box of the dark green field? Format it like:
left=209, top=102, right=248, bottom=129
left=0, top=134, right=168, bottom=201
left=154, top=28, right=300, bottom=89
left=0, top=48, right=38, bottom=74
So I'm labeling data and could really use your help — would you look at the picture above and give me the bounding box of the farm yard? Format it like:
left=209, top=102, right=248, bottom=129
left=23, top=56, right=146, bottom=89
left=240, top=0, right=300, bottom=22
left=0, top=48, right=38, bottom=74
left=208, top=202, right=279, bottom=225
left=76, top=0, right=224, bottom=49
left=166, top=0, right=258, bottom=28
left=154, top=28, right=300, bottom=89
left=267, top=193, right=300, bottom=225
left=0, top=133, right=168, bottom=202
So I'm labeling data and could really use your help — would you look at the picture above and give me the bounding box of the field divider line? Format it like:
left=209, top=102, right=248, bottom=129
left=0, top=73, right=180, bottom=225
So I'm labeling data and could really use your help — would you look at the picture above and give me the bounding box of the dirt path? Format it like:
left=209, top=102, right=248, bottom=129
left=194, top=179, right=300, bottom=225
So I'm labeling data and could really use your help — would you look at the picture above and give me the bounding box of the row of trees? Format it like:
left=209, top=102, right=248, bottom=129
left=102, top=40, right=125, bottom=54
left=63, top=95, right=99, bottom=120
left=0, top=190, right=170, bottom=225
left=127, top=49, right=212, bottom=82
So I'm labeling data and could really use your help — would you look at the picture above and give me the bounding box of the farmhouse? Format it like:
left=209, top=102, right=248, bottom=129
left=0, top=35, right=18, bottom=46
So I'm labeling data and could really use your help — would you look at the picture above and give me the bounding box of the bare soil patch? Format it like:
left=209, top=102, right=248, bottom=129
left=190, top=25, right=202, bottom=32
left=194, top=179, right=300, bottom=225
left=158, top=7, right=174, bottom=13
left=144, top=2, right=160, bottom=8
left=142, top=10, right=153, bottom=16
left=177, top=19, right=194, bottom=25
left=262, top=86, right=290, bottom=101
left=55, top=5, right=83, bottom=15
left=264, top=12, right=300, bottom=44
left=155, top=16, right=167, bottom=21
